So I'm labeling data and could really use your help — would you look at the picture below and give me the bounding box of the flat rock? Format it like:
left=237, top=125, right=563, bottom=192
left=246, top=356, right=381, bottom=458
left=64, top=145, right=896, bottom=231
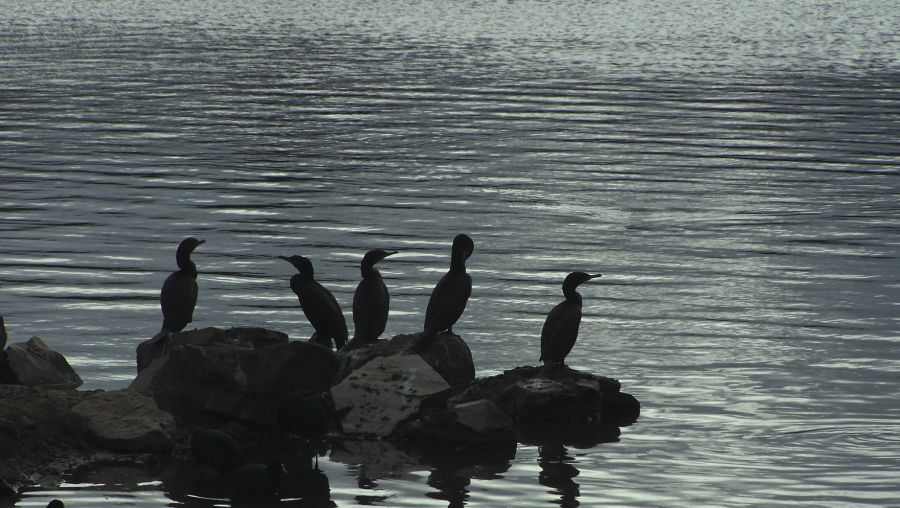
left=0, top=336, right=82, bottom=389
left=72, top=390, right=176, bottom=453
left=332, top=355, right=450, bottom=437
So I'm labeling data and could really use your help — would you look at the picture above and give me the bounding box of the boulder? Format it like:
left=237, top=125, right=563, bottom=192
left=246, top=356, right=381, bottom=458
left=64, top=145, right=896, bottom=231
left=458, top=365, right=638, bottom=427
left=72, top=390, right=176, bottom=453
left=130, top=327, right=339, bottom=426
left=396, top=397, right=516, bottom=450
left=337, top=332, right=475, bottom=388
left=332, top=354, right=450, bottom=437
left=0, top=337, right=82, bottom=389
left=0, top=385, right=92, bottom=482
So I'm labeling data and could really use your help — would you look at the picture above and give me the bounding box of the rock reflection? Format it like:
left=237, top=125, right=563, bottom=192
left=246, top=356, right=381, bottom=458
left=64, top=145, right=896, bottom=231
left=538, top=443, right=580, bottom=508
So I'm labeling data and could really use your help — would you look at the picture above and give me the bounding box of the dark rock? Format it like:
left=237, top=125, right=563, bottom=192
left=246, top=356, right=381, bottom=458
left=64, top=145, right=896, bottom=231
left=130, top=327, right=339, bottom=426
left=0, top=337, right=82, bottom=389
left=458, top=365, right=637, bottom=427
left=396, top=398, right=517, bottom=450
left=0, top=385, right=92, bottom=482
left=337, top=332, right=475, bottom=388
left=332, top=354, right=450, bottom=437
left=277, top=391, right=333, bottom=439
left=190, top=429, right=245, bottom=473
left=71, top=390, right=176, bottom=453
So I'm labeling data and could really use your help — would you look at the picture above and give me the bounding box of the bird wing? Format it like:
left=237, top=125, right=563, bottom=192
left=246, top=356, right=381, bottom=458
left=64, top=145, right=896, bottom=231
left=160, top=271, right=198, bottom=333
left=424, top=271, right=472, bottom=333
left=352, top=278, right=390, bottom=341
left=299, top=281, right=348, bottom=344
left=540, top=300, right=581, bottom=363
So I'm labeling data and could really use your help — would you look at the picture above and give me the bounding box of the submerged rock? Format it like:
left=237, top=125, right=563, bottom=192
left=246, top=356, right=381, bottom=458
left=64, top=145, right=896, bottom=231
left=130, top=327, right=339, bottom=426
left=72, top=390, right=176, bottom=453
left=332, top=354, right=450, bottom=437
left=396, top=397, right=517, bottom=450
left=0, top=336, right=82, bottom=390
left=337, top=332, right=475, bottom=388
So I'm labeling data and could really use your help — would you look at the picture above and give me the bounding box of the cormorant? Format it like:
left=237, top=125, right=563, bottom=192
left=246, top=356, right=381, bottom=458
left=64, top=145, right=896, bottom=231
left=190, top=429, right=245, bottom=473
left=540, top=272, right=601, bottom=368
left=344, top=249, right=397, bottom=352
left=161, top=237, right=204, bottom=334
left=415, top=234, right=473, bottom=351
left=46, top=501, right=64, bottom=508
left=137, top=237, right=204, bottom=372
left=279, top=255, right=348, bottom=350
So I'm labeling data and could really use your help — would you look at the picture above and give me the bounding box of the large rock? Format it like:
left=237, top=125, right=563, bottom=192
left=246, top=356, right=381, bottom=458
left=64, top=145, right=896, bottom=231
left=459, top=366, right=639, bottom=427
left=0, top=336, right=82, bottom=389
left=72, top=390, right=176, bottom=452
left=337, top=332, right=475, bottom=388
left=0, top=385, right=92, bottom=482
left=396, top=397, right=517, bottom=450
left=130, top=327, right=339, bottom=426
left=332, top=355, right=450, bottom=437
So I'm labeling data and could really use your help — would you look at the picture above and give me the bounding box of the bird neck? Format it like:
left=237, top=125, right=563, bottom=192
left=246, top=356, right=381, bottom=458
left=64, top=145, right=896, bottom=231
left=177, top=254, right=198, bottom=278
left=361, top=265, right=381, bottom=279
left=449, top=251, right=468, bottom=271
left=563, top=288, right=582, bottom=304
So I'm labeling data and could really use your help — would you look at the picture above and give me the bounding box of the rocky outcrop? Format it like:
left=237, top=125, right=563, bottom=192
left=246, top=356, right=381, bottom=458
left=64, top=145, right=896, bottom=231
left=72, top=390, right=176, bottom=453
left=0, top=336, right=83, bottom=389
left=0, top=385, right=92, bottom=482
left=332, top=355, right=450, bottom=437
left=337, top=332, right=475, bottom=387
left=396, top=397, right=517, bottom=450
left=130, top=327, right=340, bottom=426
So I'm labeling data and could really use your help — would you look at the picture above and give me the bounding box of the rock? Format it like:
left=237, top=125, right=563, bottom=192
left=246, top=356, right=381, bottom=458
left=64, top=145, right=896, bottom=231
left=396, top=397, right=516, bottom=450
left=0, top=337, right=82, bottom=389
left=337, top=332, right=475, bottom=388
left=72, top=390, right=176, bottom=453
left=0, top=385, right=92, bottom=482
left=332, top=355, right=450, bottom=437
left=458, top=365, right=637, bottom=427
left=130, top=327, right=339, bottom=426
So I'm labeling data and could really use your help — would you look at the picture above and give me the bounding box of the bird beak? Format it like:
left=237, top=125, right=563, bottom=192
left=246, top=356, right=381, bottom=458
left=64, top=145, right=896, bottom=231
left=197, top=239, right=206, bottom=245
left=589, top=274, right=602, bottom=280
left=277, top=255, right=290, bottom=262
left=385, top=251, right=399, bottom=258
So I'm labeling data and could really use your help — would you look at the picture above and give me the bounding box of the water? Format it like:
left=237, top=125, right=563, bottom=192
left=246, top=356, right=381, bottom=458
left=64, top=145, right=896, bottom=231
left=2, top=0, right=899, bottom=506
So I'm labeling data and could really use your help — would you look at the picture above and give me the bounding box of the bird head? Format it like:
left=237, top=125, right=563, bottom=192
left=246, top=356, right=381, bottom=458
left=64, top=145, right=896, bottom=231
left=279, top=255, right=314, bottom=277
left=362, top=249, right=398, bottom=267
left=452, top=234, right=475, bottom=261
left=562, top=271, right=601, bottom=294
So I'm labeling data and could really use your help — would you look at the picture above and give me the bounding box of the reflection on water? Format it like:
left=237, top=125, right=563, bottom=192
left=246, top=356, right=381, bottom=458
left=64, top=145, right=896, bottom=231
left=2, top=0, right=900, bottom=505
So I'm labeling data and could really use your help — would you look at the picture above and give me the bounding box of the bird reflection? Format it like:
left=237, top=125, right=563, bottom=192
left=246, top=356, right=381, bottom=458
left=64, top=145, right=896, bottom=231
left=538, top=443, right=580, bottom=508
left=426, top=465, right=470, bottom=508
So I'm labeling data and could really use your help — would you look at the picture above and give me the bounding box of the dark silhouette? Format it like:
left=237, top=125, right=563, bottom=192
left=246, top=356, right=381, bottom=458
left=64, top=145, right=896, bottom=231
left=161, top=237, right=204, bottom=334
left=46, top=501, right=65, bottom=508
left=344, top=249, right=397, bottom=351
left=190, top=429, right=245, bottom=474
left=279, top=255, right=348, bottom=350
left=277, top=391, right=332, bottom=468
left=540, top=272, right=601, bottom=368
left=538, top=443, right=580, bottom=508
left=137, top=237, right=204, bottom=371
left=415, top=234, right=474, bottom=351
left=227, top=461, right=285, bottom=502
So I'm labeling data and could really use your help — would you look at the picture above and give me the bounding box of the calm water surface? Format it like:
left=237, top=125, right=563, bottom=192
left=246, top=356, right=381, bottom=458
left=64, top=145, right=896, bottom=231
left=2, top=0, right=899, bottom=506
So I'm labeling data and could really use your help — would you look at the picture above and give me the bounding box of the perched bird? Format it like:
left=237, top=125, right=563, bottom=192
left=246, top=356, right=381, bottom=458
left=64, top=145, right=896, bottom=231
left=415, top=234, right=474, bottom=351
left=190, top=428, right=245, bottom=474
left=540, top=272, right=601, bottom=368
left=279, top=255, right=348, bottom=350
left=228, top=461, right=286, bottom=502
left=161, top=237, right=205, bottom=334
left=137, top=237, right=204, bottom=371
left=344, top=249, right=397, bottom=352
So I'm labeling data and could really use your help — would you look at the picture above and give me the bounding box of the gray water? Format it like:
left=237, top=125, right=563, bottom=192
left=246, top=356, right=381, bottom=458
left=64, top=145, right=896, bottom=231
left=2, top=0, right=900, bottom=506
